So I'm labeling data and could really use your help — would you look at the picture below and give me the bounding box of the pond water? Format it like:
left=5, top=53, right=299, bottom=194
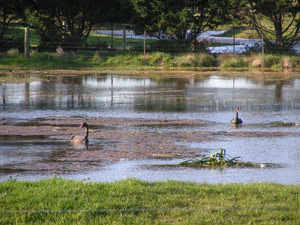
left=1, top=71, right=300, bottom=184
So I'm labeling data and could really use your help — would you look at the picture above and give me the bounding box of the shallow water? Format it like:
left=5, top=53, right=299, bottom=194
left=1, top=71, right=300, bottom=184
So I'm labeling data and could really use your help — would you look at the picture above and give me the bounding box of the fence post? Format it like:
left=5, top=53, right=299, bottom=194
left=144, top=30, right=146, bottom=56
left=232, top=25, right=235, bottom=54
left=123, top=25, right=126, bottom=51
left=110, top=23, right=114, bottom=50
left=261, top=35, right=264, bottom=68
left=24, top=27, right=30, bottom=58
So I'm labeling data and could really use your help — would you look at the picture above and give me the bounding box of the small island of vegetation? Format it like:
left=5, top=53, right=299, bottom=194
left=179, top=148, right=275, bottom=168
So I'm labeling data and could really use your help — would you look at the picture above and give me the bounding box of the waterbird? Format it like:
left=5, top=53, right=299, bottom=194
left=71, top=122, right=89, bottom=145
left=231, top=107, right=243, bottom=124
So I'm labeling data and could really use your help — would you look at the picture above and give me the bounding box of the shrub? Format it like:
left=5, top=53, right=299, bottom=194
left=218, top=54, right=249, bottom=68
left=104, top=54, right=140, bottom=67
left=143, top=52, right=172, bottom=66
left=173, top=53, right=216, bottom=67
left=6, top=48, right=20, bottom=57
left=281, top=56, right=297, bottom=68
left=30, top=50, right=39, bottom=57
left=56, top=46, right=65, bottom=58
left=90, top=52, right=103, bottom=66
left=264, top=54, right=281, bottom=67
left=198, top=53, right=216, bottom=67
left=173, top=54, right=197, bottom=67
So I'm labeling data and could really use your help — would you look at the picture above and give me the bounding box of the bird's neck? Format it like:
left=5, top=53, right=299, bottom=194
left=236, top=111, right=239, bottom=120
left=85, top=126, right=89, bottom=139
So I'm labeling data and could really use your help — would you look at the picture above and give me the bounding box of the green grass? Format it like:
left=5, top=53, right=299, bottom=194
left=4, top=24, right=41, bottom=47
left=87, top=32, right=156, bottom=51
left=3, top=24, right=154, bottom=52
left=218, top=54, right=249, bottom=68
left=0, top=52, right=89, bottom=69
left=2, top=51, right=300, bottom=70
left=0, top=178, right=299, bottom=224
left=173, top=53, right=217, bottom=67
left=3, top=23, right=300, bottom=70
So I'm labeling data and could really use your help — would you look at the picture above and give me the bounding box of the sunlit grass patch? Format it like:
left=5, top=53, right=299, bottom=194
left=173, top=53, right=216, bottom=67
left=218, top=54, right=249, bottom=68
left=0, top=177, right=299, bottom=224
left=0, top=52, right=88, bottom=69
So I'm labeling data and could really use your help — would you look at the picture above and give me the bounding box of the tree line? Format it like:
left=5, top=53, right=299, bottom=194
left=1, top=0, right=300, bottom=53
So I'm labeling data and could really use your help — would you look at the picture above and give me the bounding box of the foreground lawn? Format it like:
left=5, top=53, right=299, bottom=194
left=0, top=178, right=299, bottom=224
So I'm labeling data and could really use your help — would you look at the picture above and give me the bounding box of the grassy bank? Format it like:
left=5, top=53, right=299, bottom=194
left=1, top=51, right=300, bottom=71
left=2, top=24, right=299, bottom=71
left=0, top=178, right=299, bottom=224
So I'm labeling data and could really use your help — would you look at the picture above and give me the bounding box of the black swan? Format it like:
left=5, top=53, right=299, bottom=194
left=71, top=122, right=89, bottom=144
left=231, top=107, right=243, bottom=124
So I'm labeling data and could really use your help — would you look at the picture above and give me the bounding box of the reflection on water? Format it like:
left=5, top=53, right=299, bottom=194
left=2, top=73, right=300, bottom=115
left=1, top=72, right=300, bottom=184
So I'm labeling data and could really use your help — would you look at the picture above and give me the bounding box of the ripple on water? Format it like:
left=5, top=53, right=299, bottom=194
left=2, top=72, right=300, bottom=183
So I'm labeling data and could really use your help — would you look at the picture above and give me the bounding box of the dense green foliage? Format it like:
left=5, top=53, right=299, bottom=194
left=131, top=0, right=230, bottom=41
left=2, top=0, right=300, bottom=53
left=0, top=178, right=299, bottom=224
left=0, top=26, right=298, bottom=70
left=238, top=0, right=300, bottom=52
left=0, top=0, right=24, bottom=51
left=24, top=0, right=131, bottom=51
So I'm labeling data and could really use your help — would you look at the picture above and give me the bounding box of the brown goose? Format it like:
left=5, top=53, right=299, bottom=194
left=71, top=122, right=89, bottom=144
left=231, top=107, right=243, bottom=124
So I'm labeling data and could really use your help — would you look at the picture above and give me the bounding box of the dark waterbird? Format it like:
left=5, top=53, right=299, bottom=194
left=71, top=122, right=89, bottom=145
left=231, top=107, right=243, bottom=124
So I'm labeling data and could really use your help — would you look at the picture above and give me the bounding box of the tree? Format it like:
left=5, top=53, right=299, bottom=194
left=25, top=1, right=62, bottom=51
left=25, top=0, right=113, bottom=51
left=131, top=0, right=231, bottom=41
left=0, top=0, right=23, bottom=51
left=240, top=0, right=300, bottom=52
left=103, top=0, right=133, bottom=24
left=56, top=0, right=109, bottom=48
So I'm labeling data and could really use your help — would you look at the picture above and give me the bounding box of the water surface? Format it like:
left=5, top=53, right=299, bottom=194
left=1, top=71, right=300, bottom=184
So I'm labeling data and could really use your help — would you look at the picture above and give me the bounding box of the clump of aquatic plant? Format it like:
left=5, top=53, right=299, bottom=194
left=180, top=148, right=265, bottom=168
left=270, top=121, right=299, bottom=127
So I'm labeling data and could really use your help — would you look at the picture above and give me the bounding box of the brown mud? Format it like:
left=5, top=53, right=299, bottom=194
left=2, top=68, right=300, bottom=80
left=0, top=116, right=297, bottom=175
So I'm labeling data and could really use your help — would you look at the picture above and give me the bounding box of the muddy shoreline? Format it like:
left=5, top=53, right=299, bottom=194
left=0, top=116, right=297, bottom=176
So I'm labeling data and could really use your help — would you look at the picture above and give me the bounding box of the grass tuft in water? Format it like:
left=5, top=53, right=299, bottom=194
left=270, top=121, right=299, bottom=127
left=180, top=148, right=271, bottom=168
